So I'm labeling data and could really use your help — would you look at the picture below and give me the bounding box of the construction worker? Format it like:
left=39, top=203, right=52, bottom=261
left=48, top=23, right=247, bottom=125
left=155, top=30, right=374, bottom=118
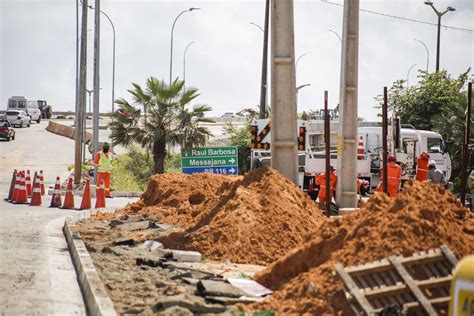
left=93, top=142, right=112, bottom=198
left=428, top=160, right=447, bottom=187
left=375, top=156, right=401, bottom=198
left=357, top=178, right=369, bottom=196
left=416, top=151, right=430, bottom=181
left=316, top=166, right=337, bottom=208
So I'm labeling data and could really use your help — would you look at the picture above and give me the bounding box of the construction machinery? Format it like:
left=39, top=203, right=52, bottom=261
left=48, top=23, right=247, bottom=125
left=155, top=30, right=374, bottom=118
left=37, top=100, right=52, bottom=119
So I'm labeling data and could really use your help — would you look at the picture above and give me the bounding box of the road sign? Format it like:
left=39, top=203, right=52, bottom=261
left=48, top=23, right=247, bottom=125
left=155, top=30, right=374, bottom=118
left=181, top=146, right=238, bottom=175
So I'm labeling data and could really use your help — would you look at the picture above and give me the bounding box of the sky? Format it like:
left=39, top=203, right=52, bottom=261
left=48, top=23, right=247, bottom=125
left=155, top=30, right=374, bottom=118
left=0, top=0, right=473, bottom=121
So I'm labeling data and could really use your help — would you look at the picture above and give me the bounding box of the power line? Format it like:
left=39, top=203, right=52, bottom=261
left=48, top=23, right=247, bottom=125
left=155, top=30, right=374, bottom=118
left=321, top=0, right=474, bottom=34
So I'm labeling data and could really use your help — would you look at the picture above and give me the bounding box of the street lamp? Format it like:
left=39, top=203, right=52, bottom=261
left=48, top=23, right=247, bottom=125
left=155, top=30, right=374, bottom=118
left=296, top=53, right=308, bottom=84
left=170, top=8, right=200, bottom=85
left=296, top=83, right=311, bottom=109
left=88, top=6, right=116, bottom=114
left=329, top=29, right=342, bottom=42
left=183, top=41, right=195, bottom=91
left=250, top=22, right=264, bottom=33
left=414, top=39, right=429, bottom=71
left=424, top=1, right=455, bottom=71
left=407, top=64, right=417, bottom=88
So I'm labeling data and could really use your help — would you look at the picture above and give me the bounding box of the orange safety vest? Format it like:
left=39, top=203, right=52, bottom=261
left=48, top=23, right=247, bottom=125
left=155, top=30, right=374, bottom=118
left=416, top=156, right=429, bottom=181
left=316, top=172, right=337, bottom=200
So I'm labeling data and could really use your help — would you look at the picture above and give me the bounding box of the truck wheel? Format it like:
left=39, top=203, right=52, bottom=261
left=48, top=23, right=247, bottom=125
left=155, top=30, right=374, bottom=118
left=37, top=118, right=41, bottom=123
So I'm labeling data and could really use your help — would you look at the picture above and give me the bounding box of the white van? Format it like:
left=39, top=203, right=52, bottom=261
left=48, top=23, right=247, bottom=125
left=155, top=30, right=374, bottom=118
left=7, top=96, right=41, bottom=123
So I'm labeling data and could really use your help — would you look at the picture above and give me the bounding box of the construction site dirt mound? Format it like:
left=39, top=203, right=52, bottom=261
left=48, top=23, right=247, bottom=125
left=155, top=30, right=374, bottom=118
left=246, top=181, right=474, bottom=315
left=102, top=167, right=324, bottom=265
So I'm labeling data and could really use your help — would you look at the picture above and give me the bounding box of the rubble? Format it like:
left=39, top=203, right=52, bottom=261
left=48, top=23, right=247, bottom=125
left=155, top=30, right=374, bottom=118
left=243, top=181, right=474, bottom=315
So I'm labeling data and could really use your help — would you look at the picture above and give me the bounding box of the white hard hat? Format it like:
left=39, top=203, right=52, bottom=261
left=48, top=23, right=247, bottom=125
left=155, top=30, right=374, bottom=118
left=429, top=160, right=436, bottom=166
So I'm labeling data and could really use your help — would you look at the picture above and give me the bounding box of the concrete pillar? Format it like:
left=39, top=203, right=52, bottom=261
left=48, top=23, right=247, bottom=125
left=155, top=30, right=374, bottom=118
left=336, top=0, right=359, bottom=208
left=270, top=0, right=298, bottom=185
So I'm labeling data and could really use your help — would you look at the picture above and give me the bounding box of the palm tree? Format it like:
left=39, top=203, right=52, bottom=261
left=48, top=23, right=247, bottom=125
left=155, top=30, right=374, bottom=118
left=110, top=77, right=215, bottom=173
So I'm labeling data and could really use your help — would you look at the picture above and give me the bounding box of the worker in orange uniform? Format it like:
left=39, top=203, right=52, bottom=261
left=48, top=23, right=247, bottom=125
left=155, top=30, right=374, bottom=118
left=93, top=142, right=112, bottom=198
left=376, top=156, right=402, bottom=198
left=316, top=166, right=337, bottom=208
left=416, top=151, right=430, bottom=181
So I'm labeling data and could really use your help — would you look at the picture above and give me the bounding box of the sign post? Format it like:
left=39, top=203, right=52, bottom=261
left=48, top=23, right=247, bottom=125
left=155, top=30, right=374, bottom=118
left=181, top=146, right=239, bottom=175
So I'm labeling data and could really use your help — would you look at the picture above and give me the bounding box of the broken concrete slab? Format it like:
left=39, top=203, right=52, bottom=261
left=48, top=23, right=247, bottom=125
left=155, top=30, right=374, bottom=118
left=115, top=220, right=152, bottom=232
left=112, top=237, right=135, bottom=246
left=205, top=296, right=263, bottom=305
left=197, top=280, right=246, bottom=298
left=171, top=250, right=202, bottom=263
left=109, top=219, right=125, bottom=228
left=124, top=215, right=146, bottom=223
left=141, top=240, right=164, bottom=251
left=153, top=294, right=227, bottom=314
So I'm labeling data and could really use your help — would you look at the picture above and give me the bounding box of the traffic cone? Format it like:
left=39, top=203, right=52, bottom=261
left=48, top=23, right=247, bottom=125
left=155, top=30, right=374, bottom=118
left=5, top=169, right=17, bottom=202
left=30, top=176, right=42, bottom=206
left=15, top=171, right=28, bottom=204
left=79, top=180, right=92, bottom=210
left=62, top=178, right=75, bottom=209
left=26, top=170, right=32, bottom=197
left=39, top=170, right=45, bottom=196
left=95, top=180, right=106, bottom=208
left=357, top=136, right=365, bottom=160
left=50, top=177, right=62, bottom=208
left=11, top=171, right=22, bottom=203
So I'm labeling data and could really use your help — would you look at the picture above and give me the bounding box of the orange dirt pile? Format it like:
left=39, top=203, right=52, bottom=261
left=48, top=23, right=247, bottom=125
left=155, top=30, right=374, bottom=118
left=105, top=167, right=324, bottom=265
left=246, top=181, right=474, bottom=315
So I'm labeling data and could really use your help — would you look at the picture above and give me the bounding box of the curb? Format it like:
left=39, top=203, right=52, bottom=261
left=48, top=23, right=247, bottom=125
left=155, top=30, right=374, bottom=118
left=63, top=216, right=117, bottom=316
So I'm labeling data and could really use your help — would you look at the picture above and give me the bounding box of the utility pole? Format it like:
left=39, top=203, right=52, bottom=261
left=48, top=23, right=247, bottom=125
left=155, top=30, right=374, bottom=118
left=93, top=0, right=100, bottom=184
left=270, top=0, right=298, bottom=185
left=336, top=0, right=359, bottom=209
left=324, top=91, right=330, bottom=216
left=74, top=0, right=88, bottom=185
left=259, top=0, right=270, bottom=119
left=382, top=87, right=388, bottom=194
left=460, top=82, right=472, bottom=205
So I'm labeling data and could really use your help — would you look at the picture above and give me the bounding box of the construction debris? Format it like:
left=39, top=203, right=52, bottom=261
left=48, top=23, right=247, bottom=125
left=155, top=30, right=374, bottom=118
left=244, top=181, right=474, bottom=315
left=91, top=167, right=324, bottom=265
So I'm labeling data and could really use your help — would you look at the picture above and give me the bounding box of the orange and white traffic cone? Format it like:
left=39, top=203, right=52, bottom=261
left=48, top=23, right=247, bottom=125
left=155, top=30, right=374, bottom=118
left=11, top=171, right=22, bottom=203
left=95, top=180, right=106, bottom=209
left=50, top=177, right=62, bottom=208
left=15, top=171, right=28, bottom=204
left=62, top=178, right=75, bottom=209
left=26, top=170, right=32, bottom=197
left=357, top=136, right=365, bottom=160
left=5, top=169, right=17, bottom=202
left=79, top=180, right=92, bottom=210
left=39, top=170, right=45, bottom=196
left=30, top=176, right=42, bottom=206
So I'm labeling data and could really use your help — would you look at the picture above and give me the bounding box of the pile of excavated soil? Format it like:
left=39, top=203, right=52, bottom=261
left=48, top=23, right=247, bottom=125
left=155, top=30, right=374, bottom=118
left=244, top=181, right=474, bottom=315
left=96, top=167, right=324, bottom=265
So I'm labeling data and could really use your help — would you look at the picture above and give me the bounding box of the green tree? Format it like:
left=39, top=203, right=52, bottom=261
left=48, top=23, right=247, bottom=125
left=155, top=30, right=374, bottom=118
left=110, top=77, right=214, bottom=173
left=223, top=122, right=252, bottom=174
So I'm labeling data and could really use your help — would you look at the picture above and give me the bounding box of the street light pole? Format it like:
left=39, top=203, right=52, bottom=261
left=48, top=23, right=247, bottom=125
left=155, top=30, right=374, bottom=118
left=92, top=0, right=101, bottom=184
left=169, top=8, right=200, bottom=85
left=407, top=63, right=417, bottom=88
left=183, top=41, right=195, bottom=91
left=329, top=29, right=342, bottom=42
left=295, top=53, right=307, bottom=83
left=415, top=39, right=429, bottom=71
left=424, top=1, right=455, bottom=72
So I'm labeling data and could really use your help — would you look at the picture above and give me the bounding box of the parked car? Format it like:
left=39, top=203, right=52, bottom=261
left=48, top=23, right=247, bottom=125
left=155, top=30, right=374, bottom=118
left=5, top=110, right=31, bottom=128
left=221, top=112, right=235, bottom=118
left=0, top=120, right=15, bottom=141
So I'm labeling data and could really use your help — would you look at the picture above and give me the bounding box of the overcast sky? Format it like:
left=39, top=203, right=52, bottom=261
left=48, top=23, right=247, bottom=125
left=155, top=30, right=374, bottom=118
left=1, top=0, right=473, bottom=120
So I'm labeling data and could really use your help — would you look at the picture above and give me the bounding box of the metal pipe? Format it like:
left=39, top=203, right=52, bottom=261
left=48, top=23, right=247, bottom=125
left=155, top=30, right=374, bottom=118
left=183, top=41, right=195, bottom=91
left=460, top=82, right=472, bottom=205
left=382, top=86, right=388, bottom=194
left=169, top=8, right=200, bottom=85
left=414, top=39, right=429, bottom=71
left=324, top=90, right=330, bottom=217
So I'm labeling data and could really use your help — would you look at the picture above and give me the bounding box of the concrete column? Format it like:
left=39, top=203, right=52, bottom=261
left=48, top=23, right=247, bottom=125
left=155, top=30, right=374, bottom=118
left=336, top=0, right=359, bottom=208
left=270, top=0, right=298, bottom=185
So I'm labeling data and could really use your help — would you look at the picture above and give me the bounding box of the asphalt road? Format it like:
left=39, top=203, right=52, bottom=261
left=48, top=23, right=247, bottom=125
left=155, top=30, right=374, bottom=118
left=0, top=121, right=137, bottom=314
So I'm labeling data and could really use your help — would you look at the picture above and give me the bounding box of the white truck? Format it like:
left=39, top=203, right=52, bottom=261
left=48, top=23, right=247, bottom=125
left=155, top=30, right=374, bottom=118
left=250, top=118, right=452, bottom=192
left=7, top=96, right=42, bottom=123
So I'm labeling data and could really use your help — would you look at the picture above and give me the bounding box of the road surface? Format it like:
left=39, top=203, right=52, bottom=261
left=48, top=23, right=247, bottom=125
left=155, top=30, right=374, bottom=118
left=0, top=121, right=137, bottom=314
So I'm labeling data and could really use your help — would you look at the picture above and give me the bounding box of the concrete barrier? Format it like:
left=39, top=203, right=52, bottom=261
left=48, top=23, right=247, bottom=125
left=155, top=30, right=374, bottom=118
left=46, top=120, right=92, bottom=141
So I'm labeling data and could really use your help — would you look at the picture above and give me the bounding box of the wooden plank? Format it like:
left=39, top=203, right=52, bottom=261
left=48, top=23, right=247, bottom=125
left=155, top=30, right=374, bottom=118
left=440, top=245, right=458, bottom=268
left=334, top=263, right=373, bottom=314
left=388, top=256, right=438, bottom=316
left=417, top=276, right=452, bottom=289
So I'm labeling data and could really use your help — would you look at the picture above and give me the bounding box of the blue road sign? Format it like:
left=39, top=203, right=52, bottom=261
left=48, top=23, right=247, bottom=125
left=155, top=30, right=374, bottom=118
left=182, top=166, right=238, bottom=175
left=181, top=146, right=239, bottom=175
